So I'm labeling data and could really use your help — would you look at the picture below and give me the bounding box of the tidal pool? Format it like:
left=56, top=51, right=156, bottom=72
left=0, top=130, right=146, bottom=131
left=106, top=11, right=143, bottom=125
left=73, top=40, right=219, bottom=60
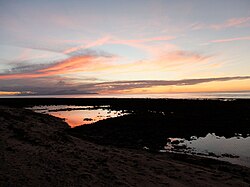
left=28, top=105, right=129, bottom=127
left=164, top=133, right=250, bottom=167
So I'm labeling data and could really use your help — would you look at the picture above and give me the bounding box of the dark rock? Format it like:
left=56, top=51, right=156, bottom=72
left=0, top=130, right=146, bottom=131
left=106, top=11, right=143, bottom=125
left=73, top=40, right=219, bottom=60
left=83, top=118, right=93, bottom=121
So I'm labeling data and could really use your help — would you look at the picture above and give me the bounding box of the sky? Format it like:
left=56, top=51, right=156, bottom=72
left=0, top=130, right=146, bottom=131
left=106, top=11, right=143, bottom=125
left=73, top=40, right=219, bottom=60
left=0, top=0, right=250, bottom=96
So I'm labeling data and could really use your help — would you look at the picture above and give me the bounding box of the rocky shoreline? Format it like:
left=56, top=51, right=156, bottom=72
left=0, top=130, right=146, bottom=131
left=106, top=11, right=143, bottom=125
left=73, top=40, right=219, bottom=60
left=1, top=106, right=250, bottom=186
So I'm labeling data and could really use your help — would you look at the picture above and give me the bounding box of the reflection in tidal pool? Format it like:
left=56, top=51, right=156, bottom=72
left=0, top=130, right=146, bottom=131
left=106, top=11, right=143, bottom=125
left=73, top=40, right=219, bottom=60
left=27, top=106, right=250, bottom=167
left=164, top=133, right=250, bottom=167
left=28, top=105, right=128, bottom=127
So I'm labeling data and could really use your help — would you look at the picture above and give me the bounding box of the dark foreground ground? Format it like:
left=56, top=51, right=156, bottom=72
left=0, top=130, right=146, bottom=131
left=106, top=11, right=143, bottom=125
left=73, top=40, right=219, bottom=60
left=1, top=98, right=249, bottom=150
left=0, top=98, right=250, bottom=186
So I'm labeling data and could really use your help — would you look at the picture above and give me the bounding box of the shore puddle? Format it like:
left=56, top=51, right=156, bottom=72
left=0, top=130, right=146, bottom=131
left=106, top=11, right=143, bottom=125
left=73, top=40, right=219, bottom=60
left=26, top=106, right=250, bottom=167
left=163, top=133, right=250, bottom=167
left=28, top=105, right=129, bottom=127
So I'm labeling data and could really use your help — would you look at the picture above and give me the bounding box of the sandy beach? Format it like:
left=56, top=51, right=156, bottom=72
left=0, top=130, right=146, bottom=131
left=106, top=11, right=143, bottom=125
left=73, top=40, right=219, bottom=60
left=1, top=104, right=250, bottom=186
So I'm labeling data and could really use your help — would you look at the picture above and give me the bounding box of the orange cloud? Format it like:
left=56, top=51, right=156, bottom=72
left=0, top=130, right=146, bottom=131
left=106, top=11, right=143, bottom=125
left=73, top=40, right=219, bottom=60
left=0, top=91, right=21, bottom=96
left=0, top=55, right=112, bottom=80
left=0, top=73, right=45, bottom=79
left=39, top=56, right=93, bottom=73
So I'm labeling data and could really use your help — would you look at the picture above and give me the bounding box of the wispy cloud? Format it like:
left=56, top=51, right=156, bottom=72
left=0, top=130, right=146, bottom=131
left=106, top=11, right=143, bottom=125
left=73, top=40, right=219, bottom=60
left=0, top=53, right=114, bottom=79
left=1, top=76, right=249, bottom=95
left=63, top=36, right=111, bottom=54
left=61, top=35, right=176, bottom=57
left=188, top=22, right=206, bottom=30
left=189, top=16, right=250, bottom=31
left=9, top=35, right=176, bottom=60
left=118, top=50, right=209, bottom=69
left=94, top=76, right=250, bottom=92
left=0, top=46, right=209, bottom=80
left=155, top=51, right=209, bottom=66
left=209, top=36, right=250, bottom=44
left=211, top=16, right=250, bottom=30
left=111, top=36, right=176, bottom=44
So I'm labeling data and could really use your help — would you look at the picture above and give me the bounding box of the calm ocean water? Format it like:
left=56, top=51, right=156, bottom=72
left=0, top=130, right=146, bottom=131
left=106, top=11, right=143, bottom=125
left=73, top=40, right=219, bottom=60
left=1, top=92, right=250, bottom=99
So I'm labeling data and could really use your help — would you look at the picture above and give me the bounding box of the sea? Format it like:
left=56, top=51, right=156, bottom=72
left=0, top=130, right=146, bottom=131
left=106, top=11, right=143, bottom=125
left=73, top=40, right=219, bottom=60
left=1, top=91, right=250, bottom=99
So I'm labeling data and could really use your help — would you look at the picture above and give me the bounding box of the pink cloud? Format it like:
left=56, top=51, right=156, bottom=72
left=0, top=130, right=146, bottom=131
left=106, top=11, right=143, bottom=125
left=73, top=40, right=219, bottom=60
left=63, top=36, right=111, bottom=54
left=115, top=50, right=210, bottom=72
left=111, top=36, right=175, bottom=44
left=188, top=22, right=206, bottom=30
left=151, top=51, right=210, bottom=69
left=62, top=35, right=177, bottom=57
left=211, top=16, right=250, bottom=30
left=188, top=17, right=250, bottom=31
left=210, top=36, right=250, bottom=43
left=160, top=51, right=207, bottom=62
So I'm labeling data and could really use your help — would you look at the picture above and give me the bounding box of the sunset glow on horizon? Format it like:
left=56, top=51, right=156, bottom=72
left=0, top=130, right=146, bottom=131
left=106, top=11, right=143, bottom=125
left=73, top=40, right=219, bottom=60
left=1, top=0, right=250, bottom=96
